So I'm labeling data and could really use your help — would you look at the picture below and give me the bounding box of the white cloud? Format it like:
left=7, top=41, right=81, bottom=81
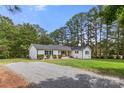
left=34, top=5, right=47, bottom=11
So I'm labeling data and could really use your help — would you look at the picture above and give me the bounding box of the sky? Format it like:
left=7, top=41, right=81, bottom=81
left=0, top=5, right=95, bottom=32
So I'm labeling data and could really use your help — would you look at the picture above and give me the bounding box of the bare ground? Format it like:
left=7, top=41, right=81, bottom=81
left=0, top=66, right=28, bottom=88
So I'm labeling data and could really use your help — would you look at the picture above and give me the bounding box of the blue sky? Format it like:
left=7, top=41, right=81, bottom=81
left=0, top=5, right=95, bottom=32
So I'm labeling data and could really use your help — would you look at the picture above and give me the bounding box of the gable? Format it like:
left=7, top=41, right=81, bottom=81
left=72, top=46, right=91, bottom=51
left=83, top=46, right=91, bottom=51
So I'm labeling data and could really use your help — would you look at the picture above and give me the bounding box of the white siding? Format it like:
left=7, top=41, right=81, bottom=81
left=29, top=45, right=91, bottom=60
left=71, top=46, right=91, bottom=59
left=29, top=46, right=37, bottom=59
left=53, top=50, right=59, bottom=55
left=58, top=51, right=61, bottom=55
left=71, top=50, right=83, bottom=59
left=38, top=50, right=44, bottom=54
left=83, top=47, right=91, bottom=59
left=38, top=50, right=59, bottom=55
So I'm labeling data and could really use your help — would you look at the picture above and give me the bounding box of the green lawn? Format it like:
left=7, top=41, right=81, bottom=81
left=44, top=59, right=124, bottom=78
left=0, top=58, right=124, bottom=78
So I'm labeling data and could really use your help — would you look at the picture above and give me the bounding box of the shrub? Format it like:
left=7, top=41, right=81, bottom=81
left=70, top=56, right=73, bottom=58
left=37, top=54, right=44, bottom=60
left=100, top=55, right=107, bottom=59
left=113, top=55, right=117, bottom=59
left=108, top=55, right=114, bottom=59
left=91, top=55, right=96, bottom=58
left=52, top=55, right=57, bottom=59
left=96, top=56, right=100, bottom=59
left=0, top=55, right=5, bottom=59
left=100, top=56, right=104, bottom=59
left=116, top=55, right=120, bottom=59
left=58, top=55, right=62, bottom=59
left=46, top=55, right=50, bottom=59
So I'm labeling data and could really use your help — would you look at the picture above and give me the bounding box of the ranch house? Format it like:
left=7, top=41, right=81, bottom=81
left=29, top=44, right=91, bottom=60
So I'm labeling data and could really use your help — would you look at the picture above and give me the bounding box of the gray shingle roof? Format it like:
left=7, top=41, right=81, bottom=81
left=71, top=47, right=83, bottom=50
left=32, top=44, right=72, bottom=51
left=31, top=44, right=90, bottom=51
left=72, top=45, right=91, bottom=50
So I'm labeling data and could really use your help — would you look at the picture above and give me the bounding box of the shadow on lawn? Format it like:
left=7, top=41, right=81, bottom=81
left=28, top=74, right=123, bottom=88
left=92, top=68, right=124, bottom=79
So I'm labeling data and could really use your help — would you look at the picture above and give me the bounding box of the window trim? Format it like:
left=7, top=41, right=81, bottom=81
left=45, top=50, right=53, bottom=55
left=85, top=51, right=89, bottom=55
left=75, top=50, right=79, bottom=54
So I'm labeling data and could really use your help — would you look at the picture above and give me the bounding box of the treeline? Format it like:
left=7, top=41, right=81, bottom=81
left=0, top=16, right=53, bottom=58
left=50, top=5, right=124, bottom=58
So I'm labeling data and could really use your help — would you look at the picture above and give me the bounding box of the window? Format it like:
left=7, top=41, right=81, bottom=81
left=85, top=51, right=89, bottom=55
left=75, top=51, right=79, bottom=54
left=45, top=50, right=53, bottom=55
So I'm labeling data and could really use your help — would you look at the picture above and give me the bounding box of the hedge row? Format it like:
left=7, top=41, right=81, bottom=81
left=37, top=54, right=62, bottom=60
left=93, top=55, right=124, bottom=59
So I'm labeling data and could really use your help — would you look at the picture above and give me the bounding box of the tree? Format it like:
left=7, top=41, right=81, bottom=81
left=50, top=27, right=66, bottom=45
left=4, top=5, right=21, bottom=14
left=0, top=16, right=15, bottom=58
left=97, top=5, right=104, bottom=57
left=38, top=35, right=53, bottom=45
left=86, top=7, right=99, bottom=57
left=8, top=23, right=39, bottom=57
left=66, top=13, right=87, bottom=47
left=101, top=6, right=124, bottom=57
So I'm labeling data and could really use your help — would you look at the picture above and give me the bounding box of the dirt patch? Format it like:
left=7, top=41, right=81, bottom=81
left=0, top=66, right=28, bottom=88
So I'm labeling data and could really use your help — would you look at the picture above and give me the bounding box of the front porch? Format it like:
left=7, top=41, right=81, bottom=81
left=59, top=50, right=71, bottom=57
left=37, top=50, right=71, bottom=60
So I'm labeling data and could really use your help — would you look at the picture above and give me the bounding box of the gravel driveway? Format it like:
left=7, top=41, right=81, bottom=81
left=6, top=62, right=124, bottom=88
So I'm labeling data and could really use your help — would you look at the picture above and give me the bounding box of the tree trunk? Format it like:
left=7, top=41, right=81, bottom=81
left=105, top=23, right=109, bottom=57
left=117, top=25, right=120, bottom=56
left=87, top=25, right=90, bottom=45
left=95, top=23, right=98, bottom=57
left=122, top=28, right=124, bottom=58
left=99, top=22, right=102, bottom=57
left=80, top=28, right=83, bottom=46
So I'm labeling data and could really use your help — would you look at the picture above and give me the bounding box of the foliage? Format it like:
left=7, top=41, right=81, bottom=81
left=38, top=35, right=53, bottom=45
left=50, top=5, right=124, bottom=58
left=0, top=16, right=53, bottom=59
left=50, top=27, right=66, bottom=45
left=46, top=55, right=51, bottom=59
left=1, top=5, right=124, bottom=59
left=58, top=55, right=62, bottom=59
left=108, top=55, right=114, bottom=59
left=5, top=5, right=21, bottom=14
left=37, top=54, right=44, bottom=60
left=52, top=55, right=57, bottom=59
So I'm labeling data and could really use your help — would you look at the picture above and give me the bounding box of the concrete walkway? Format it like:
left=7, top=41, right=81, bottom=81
left=6, top=62, right=124, bottom=88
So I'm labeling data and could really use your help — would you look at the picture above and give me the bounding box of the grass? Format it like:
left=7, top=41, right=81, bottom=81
left=0, top=58, right=124, bottom=78
left=44, top=59, right=124, bottom=78
left=0, top=58, right=36, bottom=64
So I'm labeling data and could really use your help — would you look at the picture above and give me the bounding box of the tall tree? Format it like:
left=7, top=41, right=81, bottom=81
left=66, top=13, right=87, bottom=47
